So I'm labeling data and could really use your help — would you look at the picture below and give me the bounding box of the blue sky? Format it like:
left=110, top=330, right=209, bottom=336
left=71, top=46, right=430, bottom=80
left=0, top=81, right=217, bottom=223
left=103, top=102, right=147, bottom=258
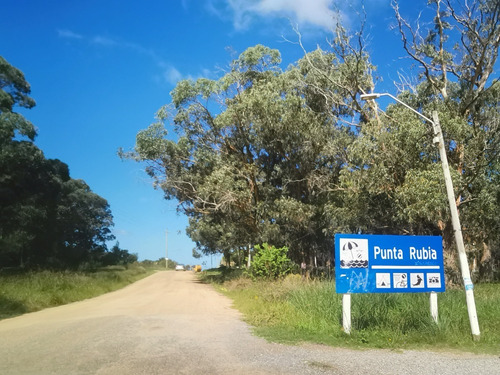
left=1, top=0, right=428, bottom=265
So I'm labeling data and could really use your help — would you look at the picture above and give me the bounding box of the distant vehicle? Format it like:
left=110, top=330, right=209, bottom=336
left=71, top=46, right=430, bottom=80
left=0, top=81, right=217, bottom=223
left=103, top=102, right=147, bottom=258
left=175, top=264, right=185, bottom=271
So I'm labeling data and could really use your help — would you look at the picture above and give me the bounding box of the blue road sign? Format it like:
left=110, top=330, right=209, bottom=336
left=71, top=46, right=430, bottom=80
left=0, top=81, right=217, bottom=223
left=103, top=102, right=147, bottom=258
left=335, top=234, right=445, bottom=294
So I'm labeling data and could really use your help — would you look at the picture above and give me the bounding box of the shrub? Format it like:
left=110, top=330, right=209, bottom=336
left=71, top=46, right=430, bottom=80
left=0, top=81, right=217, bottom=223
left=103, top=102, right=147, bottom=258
left=250, top=243, right=293, bottom=279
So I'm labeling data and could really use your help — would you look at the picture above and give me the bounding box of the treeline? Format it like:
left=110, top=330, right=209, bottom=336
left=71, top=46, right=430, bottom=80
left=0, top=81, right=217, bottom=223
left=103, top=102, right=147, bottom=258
left=125, top=1, right=500, bottom=282
left=0, top=56, right=135, bottom=270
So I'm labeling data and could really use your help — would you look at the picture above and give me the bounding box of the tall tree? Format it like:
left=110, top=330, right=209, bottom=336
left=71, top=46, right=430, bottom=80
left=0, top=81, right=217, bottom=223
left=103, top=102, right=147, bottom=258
left=0, top=56, right=116, bottom=269
left=346, top=0, right=500, bottom=280
left=392, top=0, right=500, bottom=280
left=0, top=56, right=39, bottom=266
left=0, top=56, right=36, bottom=144
left=54, top=179, right=115, bottom=267
left=124, top=43, right=373, bottom=265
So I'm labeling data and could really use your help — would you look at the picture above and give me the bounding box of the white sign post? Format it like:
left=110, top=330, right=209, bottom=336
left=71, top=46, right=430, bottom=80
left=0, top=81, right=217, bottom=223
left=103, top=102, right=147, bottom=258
left=342, top=293, right=351, bottom=334
left=430, top=292, right=438, bottom=324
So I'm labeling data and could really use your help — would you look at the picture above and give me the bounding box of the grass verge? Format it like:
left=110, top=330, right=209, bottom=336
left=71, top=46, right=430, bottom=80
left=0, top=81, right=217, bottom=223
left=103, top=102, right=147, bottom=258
left=0, top=264, right=156, bottom=320
left=202, top=271, right=500, bottom=354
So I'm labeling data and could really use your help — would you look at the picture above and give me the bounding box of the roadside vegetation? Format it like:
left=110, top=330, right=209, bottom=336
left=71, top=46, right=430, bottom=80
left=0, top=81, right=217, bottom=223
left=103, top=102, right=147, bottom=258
left=200, top=269, right=500, bottom=355
left=0, top=263, right=160, bottom=320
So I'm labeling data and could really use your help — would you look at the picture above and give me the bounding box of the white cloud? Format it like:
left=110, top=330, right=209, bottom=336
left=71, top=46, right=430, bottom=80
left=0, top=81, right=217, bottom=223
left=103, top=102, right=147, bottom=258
left=57, top=29, right=83, bottom=39
left=56, top=29, right=204, bottom=87
left=157, top=61, right=216, bottom=86
left=254, top=0, right=337, bottom=30
left=163, top=66, right=184, bottom=85
left=92, top=35, right=118, bottom=46
left=57, top=29, right=119, bottom=46
left=214, top=0, right=338, bottom=31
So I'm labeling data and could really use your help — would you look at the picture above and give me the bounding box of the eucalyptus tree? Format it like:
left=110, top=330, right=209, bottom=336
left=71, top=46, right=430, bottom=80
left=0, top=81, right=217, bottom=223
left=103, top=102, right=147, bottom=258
left=125, top=43, right=374, bottom=265
left=346, top=0, right=500, bottom=280
left=391, top=0, right=500, bottom=280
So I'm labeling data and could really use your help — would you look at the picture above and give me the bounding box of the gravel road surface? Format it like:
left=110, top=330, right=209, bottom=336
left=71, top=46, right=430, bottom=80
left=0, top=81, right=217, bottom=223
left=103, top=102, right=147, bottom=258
left=0, top=271, right=498, bottom=374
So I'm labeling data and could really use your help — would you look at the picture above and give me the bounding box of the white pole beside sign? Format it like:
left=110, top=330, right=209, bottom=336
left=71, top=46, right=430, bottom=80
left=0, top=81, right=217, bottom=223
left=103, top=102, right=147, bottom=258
left=431, top=112, right=480, bottom=340
left=430, top=292, right=438, bottom=324
left=342, top=293, right=351, bottom=334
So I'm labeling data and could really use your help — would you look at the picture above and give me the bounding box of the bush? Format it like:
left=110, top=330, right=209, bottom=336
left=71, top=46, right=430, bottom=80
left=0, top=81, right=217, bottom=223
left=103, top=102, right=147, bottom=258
left=250, top=243, right=293, bottom=279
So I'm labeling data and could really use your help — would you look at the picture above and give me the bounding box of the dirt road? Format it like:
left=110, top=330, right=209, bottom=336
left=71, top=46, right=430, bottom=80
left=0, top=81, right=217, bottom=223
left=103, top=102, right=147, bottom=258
left=0, top=271, right=498, bottom=374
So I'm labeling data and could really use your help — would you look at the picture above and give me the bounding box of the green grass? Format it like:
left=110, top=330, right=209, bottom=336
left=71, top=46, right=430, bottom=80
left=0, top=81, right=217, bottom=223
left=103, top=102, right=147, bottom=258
left=0, top=264, right=156, bottom=320
left=208, top=272, right=500, bottom=354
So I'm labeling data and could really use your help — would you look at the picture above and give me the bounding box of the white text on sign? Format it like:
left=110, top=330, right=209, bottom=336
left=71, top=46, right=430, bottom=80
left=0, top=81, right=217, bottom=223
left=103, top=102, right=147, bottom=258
left=373, top=246, right=437, bottom=260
